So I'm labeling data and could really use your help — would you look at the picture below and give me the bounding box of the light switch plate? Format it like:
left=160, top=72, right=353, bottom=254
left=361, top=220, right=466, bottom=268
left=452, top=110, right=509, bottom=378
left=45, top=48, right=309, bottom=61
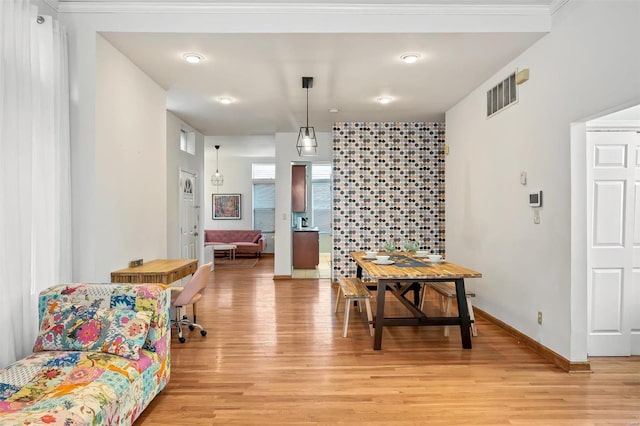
left=533, top=210, right=540, bottom=224
left=520, top=171, right=527, bottom=185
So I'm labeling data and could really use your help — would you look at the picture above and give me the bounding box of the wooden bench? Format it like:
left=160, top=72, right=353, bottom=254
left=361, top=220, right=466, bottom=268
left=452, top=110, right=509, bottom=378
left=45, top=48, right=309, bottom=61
left=334, top=278, right=374, bottom=338
left=420, top=281, right=478, bottom=337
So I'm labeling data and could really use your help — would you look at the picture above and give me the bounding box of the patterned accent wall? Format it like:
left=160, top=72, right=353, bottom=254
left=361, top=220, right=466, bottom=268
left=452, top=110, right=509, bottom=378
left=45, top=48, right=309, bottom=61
left=332, top=122, right=445, bottom=280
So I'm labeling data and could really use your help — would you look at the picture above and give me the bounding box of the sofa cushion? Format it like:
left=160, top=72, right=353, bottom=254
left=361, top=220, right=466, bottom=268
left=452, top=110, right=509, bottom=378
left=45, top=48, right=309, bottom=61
left=205, top=230, right=262, bottom=244
left=37, top=284, right=171, bottom=359
left=232, top=242, right=259, bottom=248
left=204, top=240, right=227, bottom=247
left=0, top=350, right=146, bottom=423
left=33, top=304, right=152, bottom=360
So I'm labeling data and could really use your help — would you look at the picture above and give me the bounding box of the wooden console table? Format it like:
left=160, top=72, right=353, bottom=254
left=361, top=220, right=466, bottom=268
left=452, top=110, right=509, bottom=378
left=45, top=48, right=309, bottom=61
left=111, top=259, right=198, bottom=284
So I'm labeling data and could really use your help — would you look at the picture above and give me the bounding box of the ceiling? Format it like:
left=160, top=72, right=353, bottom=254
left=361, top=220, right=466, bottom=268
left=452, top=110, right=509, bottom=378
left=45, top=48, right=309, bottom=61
left=93, top=1, right=554, bottom=137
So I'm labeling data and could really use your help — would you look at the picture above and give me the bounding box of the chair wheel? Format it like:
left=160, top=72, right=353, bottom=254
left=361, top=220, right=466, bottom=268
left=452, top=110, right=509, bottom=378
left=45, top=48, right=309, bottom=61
left=188, top=325, right=195, bottom=331
left=179, top=337, right=186, bottom=343
left=200, top=330, right=207, bottom=336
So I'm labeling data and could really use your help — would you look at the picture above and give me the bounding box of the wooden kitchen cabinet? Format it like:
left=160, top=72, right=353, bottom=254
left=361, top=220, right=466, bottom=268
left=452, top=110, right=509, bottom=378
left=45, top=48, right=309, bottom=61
left=292, top=164, right=306, bottom=213
left=293, top=231, right=319, bottom=269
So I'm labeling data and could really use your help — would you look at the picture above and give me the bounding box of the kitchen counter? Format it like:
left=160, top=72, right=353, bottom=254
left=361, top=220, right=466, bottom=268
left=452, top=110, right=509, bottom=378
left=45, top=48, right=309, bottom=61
left=293, top=227, right=319, bottom=232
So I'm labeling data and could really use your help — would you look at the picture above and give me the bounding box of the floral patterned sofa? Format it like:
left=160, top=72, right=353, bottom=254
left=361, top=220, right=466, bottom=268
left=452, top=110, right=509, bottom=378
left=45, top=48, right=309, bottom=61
left=0, top=283, right=170, bottom=425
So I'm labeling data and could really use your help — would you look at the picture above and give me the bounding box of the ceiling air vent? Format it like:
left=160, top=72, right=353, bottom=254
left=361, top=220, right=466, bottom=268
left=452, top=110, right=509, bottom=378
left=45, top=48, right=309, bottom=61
left=487, top=71, right=517, bottom=118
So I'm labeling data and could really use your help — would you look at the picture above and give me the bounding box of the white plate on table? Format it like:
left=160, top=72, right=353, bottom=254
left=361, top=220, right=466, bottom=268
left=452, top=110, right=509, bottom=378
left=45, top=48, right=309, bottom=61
left=362, top=255, right=377, bottom=260
left=414, top=254, right=429, bottom=258
left=427, top=259, right=445, bottom=264
left=372, top=260, right=395, bottom=265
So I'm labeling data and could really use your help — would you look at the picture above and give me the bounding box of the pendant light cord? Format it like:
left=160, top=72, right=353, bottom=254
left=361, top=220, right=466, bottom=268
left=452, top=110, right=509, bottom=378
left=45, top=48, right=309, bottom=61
left=306, top=86, right=309, bottom=128
left=215, top=145, right=220, bottom=173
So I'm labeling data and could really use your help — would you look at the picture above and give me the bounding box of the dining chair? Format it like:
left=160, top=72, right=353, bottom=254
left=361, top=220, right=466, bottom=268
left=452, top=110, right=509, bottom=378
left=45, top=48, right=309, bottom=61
left=171, top=262, right=211, bottom=343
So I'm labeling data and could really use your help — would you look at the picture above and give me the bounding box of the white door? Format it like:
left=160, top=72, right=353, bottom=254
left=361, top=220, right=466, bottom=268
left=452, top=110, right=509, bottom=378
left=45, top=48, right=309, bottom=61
left=587, top=130, right=640, bottom=356
left=179, top=170, right=199, bottom=260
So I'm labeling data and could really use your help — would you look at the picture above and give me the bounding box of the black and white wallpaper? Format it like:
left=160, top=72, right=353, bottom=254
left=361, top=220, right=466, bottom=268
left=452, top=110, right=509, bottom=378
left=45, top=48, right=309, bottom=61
left=332, top=122, right=446, bottom=280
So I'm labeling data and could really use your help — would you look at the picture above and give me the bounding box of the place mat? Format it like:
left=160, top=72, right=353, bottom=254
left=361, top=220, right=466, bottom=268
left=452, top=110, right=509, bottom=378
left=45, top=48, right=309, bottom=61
left=389, top=254, right=429, bottom=267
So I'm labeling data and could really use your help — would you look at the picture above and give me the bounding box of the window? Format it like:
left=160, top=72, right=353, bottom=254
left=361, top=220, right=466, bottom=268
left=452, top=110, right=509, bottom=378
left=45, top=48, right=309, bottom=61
left=311, top=163, right=332, bottom=233
left=252, top=164, right=275, bottom=232
left=179, top=129, right=195, bottom=154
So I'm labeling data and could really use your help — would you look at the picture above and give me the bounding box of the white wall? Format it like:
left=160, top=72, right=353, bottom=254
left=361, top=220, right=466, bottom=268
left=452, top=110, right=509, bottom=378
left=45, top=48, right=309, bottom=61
left=94, top=35, right=167, bottom=280
left=167, top=112, right=205, bottom=262
left=445, top=0, right=640, bottom=361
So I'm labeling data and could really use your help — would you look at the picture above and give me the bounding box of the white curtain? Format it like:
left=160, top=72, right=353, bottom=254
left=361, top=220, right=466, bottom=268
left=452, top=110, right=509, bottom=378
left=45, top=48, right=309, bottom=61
left=0, top=0, right=72, bottom=367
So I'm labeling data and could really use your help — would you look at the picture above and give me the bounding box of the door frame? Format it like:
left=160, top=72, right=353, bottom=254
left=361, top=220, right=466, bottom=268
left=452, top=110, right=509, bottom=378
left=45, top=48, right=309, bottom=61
left=179, top=168, right=200, bottom=262
left=570, top=113, right=640, bottom=361
left=585, top=127, right=639, bottom=355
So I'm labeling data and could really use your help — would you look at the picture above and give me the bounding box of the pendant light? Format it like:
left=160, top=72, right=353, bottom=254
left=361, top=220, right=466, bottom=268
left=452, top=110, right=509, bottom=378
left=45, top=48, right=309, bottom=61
left=211, top=145, right=224, bottom=186
left=296, top=76, right=318, bottom=157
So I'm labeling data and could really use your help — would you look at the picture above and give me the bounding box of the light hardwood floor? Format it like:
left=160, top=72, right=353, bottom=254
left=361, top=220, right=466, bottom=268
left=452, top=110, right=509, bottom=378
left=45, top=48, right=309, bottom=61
left=136, top=256, right=640, bottom=425
left=292, top=253, right=331, bottom=279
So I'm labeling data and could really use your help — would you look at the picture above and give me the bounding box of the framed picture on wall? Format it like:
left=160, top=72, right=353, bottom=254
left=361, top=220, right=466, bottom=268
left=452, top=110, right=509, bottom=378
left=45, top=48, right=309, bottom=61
left=213, top=193, right=241, bottom=220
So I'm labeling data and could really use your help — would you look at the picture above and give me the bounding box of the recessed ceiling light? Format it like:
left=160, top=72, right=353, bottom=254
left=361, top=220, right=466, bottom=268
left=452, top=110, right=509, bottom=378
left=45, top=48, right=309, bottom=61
left=376, top=96, right=392, bottom=105
left=183, top=53, right=204, bottom=64
left=329, top=107, right=339, bottom=113
left=401, top=53, right=420, bottom=64
left=216, top=96, right=234, bottom=105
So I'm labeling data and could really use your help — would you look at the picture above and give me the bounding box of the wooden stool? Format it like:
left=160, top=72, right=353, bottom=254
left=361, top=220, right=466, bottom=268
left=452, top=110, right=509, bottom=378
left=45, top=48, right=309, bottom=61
left=420, top=281, right=477, bottom=337
left=334, top=278, right=374, bottom=338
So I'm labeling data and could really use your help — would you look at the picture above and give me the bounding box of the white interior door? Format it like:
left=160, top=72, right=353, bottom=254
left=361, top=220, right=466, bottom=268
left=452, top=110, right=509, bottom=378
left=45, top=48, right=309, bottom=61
left=179, top=170, right=198, bottom=260
left=587, top=130, right=640, bottom=356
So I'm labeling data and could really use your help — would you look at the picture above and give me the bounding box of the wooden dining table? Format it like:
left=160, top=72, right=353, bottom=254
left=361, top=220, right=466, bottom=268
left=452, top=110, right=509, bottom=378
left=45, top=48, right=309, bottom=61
left=351, top=251, right=482, bottom=350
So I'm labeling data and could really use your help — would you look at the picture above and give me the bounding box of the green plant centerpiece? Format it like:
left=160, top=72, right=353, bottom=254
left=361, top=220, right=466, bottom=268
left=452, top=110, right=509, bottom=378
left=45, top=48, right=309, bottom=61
left=383, top=241, right=398, bottom=252
left=403, top=240, right=419, bottom=252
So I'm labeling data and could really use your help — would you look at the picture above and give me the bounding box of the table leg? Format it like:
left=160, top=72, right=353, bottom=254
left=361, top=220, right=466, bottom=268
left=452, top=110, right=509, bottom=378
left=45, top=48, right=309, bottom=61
left=412, top=282, right=420, bottom=306
left=455, top=278, right=472, bottom=349
left=374, top=278, right=387, bottom=350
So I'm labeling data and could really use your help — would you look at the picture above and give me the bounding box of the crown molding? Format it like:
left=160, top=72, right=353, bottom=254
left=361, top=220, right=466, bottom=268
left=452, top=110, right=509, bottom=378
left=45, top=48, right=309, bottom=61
left=57, top=1, right=552, bottom=16
left=43, top=0, right=59, bottom=10
left=549, top=0, right=570, bottom=15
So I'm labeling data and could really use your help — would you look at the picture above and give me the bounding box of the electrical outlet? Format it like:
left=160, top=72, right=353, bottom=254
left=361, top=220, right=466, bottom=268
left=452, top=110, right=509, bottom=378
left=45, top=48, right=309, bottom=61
left=538, top=311, right=543, bottom=325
